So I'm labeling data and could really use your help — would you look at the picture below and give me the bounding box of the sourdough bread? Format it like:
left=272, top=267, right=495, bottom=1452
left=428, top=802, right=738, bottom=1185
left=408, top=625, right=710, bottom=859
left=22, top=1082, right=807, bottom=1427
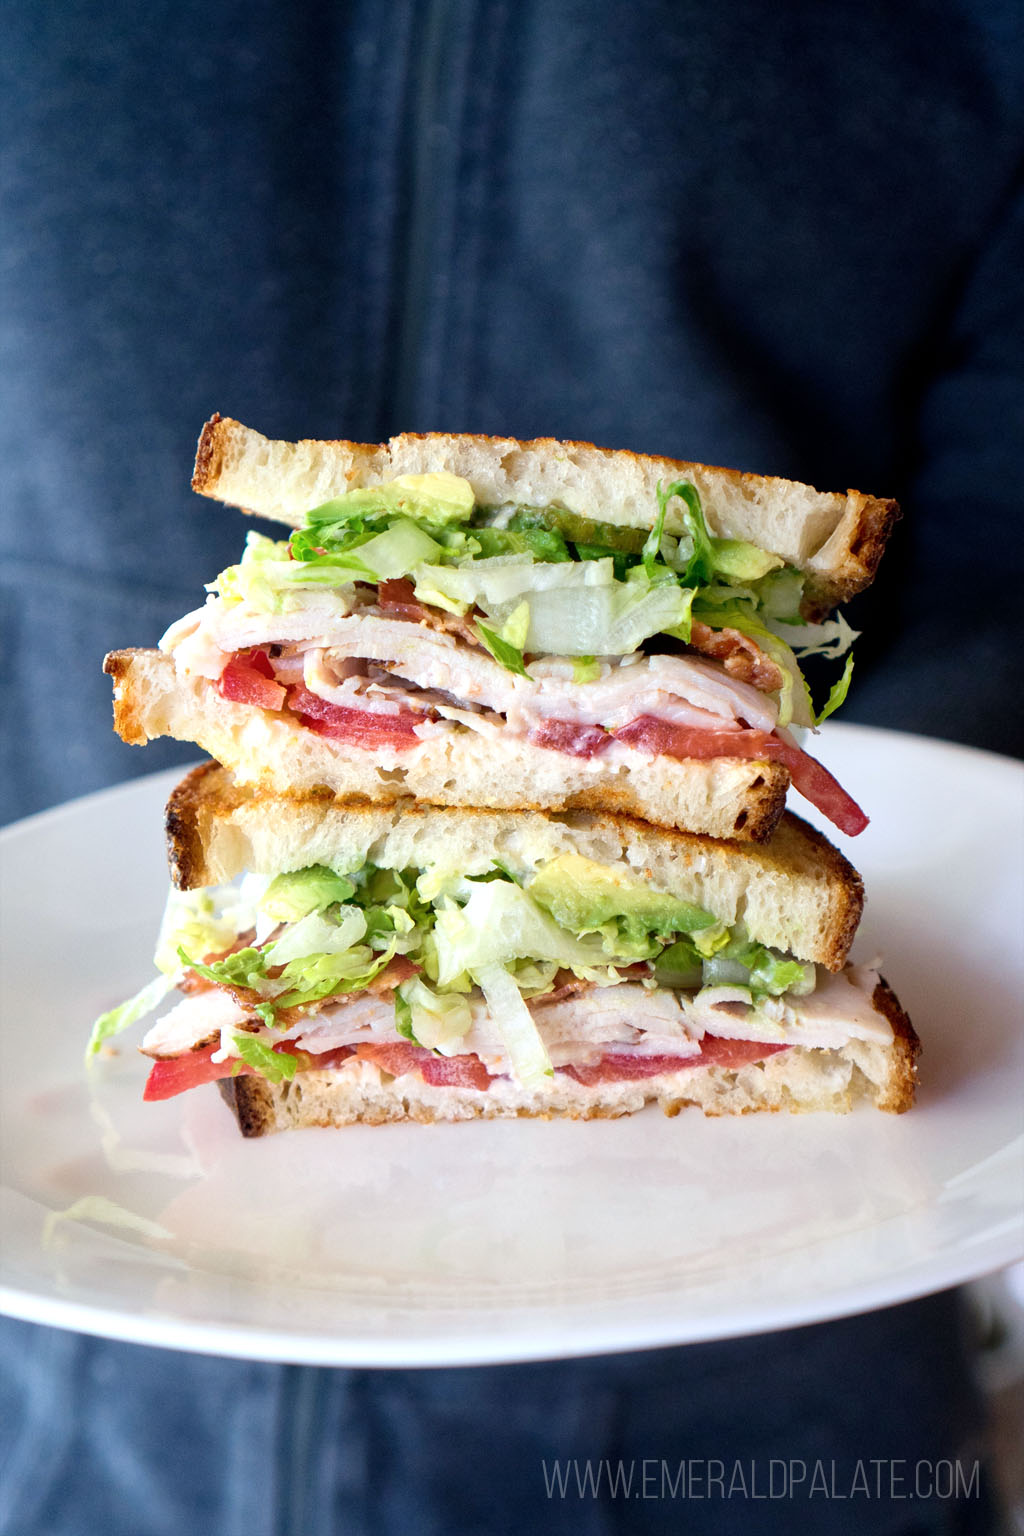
left=164, top=762, right=863, bottom=970
left=192, top=415, right=899, bottom=615
left=106, top=647, right=791, bottom=842
left=217, top=982, right=918, bottom=1135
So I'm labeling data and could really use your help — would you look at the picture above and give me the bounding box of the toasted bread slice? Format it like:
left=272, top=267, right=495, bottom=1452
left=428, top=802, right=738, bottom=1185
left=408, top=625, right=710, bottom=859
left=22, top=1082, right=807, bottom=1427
left=164, top=761, right=863, bottom=970
left=216, top=981, right=918, bottom=1136
left=192, top=415, right=899, bottom=616
left=105, top=647, right=791, bottom=843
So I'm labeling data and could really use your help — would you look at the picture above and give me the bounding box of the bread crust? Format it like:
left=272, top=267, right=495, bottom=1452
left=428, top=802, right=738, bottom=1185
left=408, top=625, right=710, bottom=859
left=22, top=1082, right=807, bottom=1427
left=106, top=647, right=792, bottom=844
left=163, top=760, right=863, bottom=969
left=102, top=647, right=151, bottom=745
left=869, top=977, right=920, bottom=1113
left=191, top=415, right=898, bottom=615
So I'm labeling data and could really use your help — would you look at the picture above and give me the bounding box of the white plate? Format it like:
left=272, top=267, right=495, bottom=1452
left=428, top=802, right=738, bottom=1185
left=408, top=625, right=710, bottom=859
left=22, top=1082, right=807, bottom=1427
left=1, top=725, right=1022, bottom=1366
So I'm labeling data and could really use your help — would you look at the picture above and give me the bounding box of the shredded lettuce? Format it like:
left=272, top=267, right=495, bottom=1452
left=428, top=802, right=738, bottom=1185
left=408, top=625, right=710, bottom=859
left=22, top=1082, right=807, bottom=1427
left=265, top=907, right=367, bottom=965
left=641, top=493, right=668, bottom=577
left=397, top=977, right=473, bottom=1054
left=153, top=888, right=246, bottom=976
left=178, top=944, right=274, bottom=994
left=651, top=940, right=703, bottom=989
left=289, top=518, right=443, bottom=582
left=770, top=610, right=859, bottom=661
left=475, top=618, right=531, bottom=676
left=814, top=653, right=855, bottom=724
left=472, top=963, right=552, bottom=1086
left=86, top=974, right=176, bottom=1058
left=660, top=480, right=714, bottom=585
left=474, top=519, right=571, bottom=563
left=432, top=881, right=615, bottom=985
left=571, top=655, right=601, bottom=684
left=270, top=943, right=397, bottom=1012
left=702, top=936, right=817, bottom=998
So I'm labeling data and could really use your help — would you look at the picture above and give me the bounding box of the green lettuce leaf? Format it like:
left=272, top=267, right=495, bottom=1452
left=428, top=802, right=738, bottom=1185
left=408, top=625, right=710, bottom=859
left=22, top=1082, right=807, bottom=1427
left=814, top=653, right=855, bottom=724
left=432, top=881, right=624, bottom=985
left=397, top=977, right=473, bottom=1054
left=231, top=1032, right=299, bottom=1084
left=178, top=945, right=274, bottom=995
left=471, top=962, right=552, bottom=1086
left=475, top=618, right=531, bottom=676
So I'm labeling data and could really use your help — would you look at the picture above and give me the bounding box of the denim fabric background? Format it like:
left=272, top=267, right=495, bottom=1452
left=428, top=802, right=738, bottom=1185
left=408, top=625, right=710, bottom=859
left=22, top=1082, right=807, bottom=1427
left=1, top=1, right=1021, bottom=1531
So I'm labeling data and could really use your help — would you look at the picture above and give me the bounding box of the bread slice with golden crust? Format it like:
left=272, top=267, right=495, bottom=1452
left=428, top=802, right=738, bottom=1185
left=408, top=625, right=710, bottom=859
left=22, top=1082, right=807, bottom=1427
left=164, top=761, right=863, bottom=971
left=192, top=414, right=899, bottom=617
left=216, top=980, right=918, bottom=1137
left=105, top=647, right=791, bottom=843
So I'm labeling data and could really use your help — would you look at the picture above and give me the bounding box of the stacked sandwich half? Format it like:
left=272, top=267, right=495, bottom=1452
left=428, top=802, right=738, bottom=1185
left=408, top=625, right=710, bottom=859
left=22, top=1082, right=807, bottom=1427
left=93, top=418, right=919, bottom=1133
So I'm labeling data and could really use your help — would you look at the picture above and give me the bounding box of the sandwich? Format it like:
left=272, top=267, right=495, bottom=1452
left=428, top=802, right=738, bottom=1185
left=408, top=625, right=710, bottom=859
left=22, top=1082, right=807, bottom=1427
left=104, top=417, right=898, bottom=842
left=88, top=763, right=919, bottom=1134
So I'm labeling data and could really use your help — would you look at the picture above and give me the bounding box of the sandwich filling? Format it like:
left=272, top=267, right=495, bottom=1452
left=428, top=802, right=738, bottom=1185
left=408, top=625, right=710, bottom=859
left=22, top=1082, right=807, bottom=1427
left=89, top=851, right=891, bottom=1102
left=160, top=475, right=866, bottom=833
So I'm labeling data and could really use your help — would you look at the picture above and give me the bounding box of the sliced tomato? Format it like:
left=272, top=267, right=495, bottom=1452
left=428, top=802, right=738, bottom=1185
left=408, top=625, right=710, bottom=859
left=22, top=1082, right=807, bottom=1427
left=558, top=1037, right=790, bottom=1087
left=219, top=650, right=287, bottom=711
left=528, top=718, right=612, bottom=758
left=560, top=1052, right=699, bottom=1086
left=419, top=1054, right=492, bottom=1090
left=143, top=1044, right=251, bottom=1101
left=142, top=1041, right=311, bottom=1100
left=286, top=685, right=426, bottom=748
left=768, top=736, right=869, bottom=836
left=613, top=716, right=868, bottom=835
left=694, top=1037, right=790, bottom=1069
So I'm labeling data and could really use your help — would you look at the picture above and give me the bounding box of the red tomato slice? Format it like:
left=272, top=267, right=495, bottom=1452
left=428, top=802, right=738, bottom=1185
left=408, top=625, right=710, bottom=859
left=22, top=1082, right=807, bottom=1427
left=528, top=719, right=611, bottom=758
left=559, top=1037, right=790, bottom=1086
left=614, top=716, right=868, bottom=835
left=142, top=1042, right=310, bottom=1100
left=219, top=651, right=287, bottom=710
left=287, top=685, right=426, bottom=748
left=695, top=1037, right=790, bottom=1069
left=143, top=1044, right=250, bottom=1101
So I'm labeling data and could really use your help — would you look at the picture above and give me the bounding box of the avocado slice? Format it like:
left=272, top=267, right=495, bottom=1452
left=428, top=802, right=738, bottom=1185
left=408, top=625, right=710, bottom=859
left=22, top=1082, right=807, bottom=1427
left=506, top=506, right=649, bottom=555
left=527, top=853, right=718, bottom=940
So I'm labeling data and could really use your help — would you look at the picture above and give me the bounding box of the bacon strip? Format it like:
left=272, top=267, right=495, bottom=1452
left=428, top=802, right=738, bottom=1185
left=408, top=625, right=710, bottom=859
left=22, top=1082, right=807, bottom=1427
left=527, top=719, right=611, bottom=758
left=355, top=1041, right=492, bottom=1090
left=687, top=621, right=784, bottom=692
left=377, top=578, right=482, bottom=646
left=212, top=954, right=421, bottom=1030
